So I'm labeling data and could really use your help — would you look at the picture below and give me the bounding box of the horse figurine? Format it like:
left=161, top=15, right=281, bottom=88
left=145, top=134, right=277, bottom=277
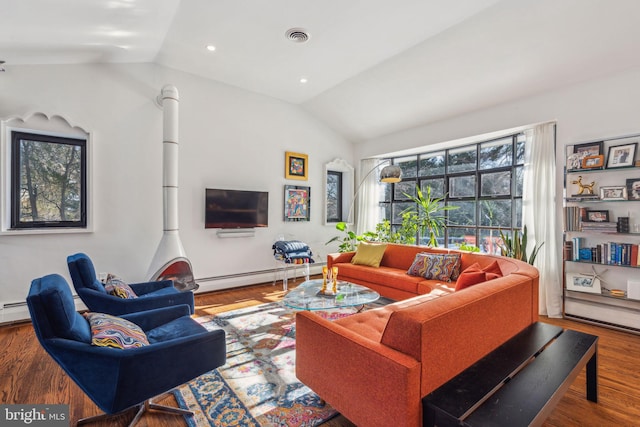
left=571, top=176, right=595, bottom=195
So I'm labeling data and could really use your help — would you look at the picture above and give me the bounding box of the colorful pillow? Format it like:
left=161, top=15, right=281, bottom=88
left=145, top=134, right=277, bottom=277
left=455, top=261, right=504, bottom=291
left=351, top=242, right=388, bottom=268
left=407, top=253, right=461, bottom=282
left=103, top=274, right=137, bottom=299
left=84, top=312, right=149, bottom=349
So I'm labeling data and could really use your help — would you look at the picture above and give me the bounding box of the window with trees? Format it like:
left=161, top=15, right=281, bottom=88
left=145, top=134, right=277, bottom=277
left=378, top=133, right=526, bottom=253
left=326, top=170, right=343, bottom=223
left=10, top=131, right=87, bottom=229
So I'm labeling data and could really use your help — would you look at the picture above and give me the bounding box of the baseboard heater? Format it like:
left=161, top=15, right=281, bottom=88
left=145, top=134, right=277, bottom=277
left=196, top=262, right=324, bottom=283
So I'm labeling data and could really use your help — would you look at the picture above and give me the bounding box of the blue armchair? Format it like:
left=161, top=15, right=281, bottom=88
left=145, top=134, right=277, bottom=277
left=67, top=252, right=194, bottom=315
left=26, top=273, right=226, bottom=425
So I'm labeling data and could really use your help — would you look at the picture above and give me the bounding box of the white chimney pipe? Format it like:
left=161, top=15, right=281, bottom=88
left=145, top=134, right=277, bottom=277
left=146, top=85, right=188, bottom=280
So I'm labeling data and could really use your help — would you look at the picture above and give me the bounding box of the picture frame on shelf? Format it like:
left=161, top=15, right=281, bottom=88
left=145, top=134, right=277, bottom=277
left=606, top=142, right=637, bottom=169
left=285, top=151, right=309, bottom=180
left=566, top=273, right=602, bottom=294
left=627, top=178, right=640, bottom=200
left=599, top=186, right=627, bottom=201
left=581, top=155, right=604, bottom=169
left=585, top=210, right=609, bottom=222
left=283, top=185, right=310, bottom=221
left=567, top=141, right=603, bottom=171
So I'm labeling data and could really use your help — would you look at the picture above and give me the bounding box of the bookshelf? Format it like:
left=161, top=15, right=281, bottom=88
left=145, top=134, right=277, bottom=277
left=563, top=133, right=640, bottom=333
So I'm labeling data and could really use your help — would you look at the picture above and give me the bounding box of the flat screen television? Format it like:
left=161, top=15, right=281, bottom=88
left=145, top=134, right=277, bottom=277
left=205, top=189, right=269, bottom=229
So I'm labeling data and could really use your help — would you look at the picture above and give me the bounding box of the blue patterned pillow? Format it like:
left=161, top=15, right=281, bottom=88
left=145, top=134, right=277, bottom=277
left=84, top=312, right=149, bottom=349
left=407, top=253, right=461, bottom=282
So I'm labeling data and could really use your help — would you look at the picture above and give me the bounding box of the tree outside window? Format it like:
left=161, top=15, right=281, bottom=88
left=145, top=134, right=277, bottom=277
left=11, top=131, right=87, bottom=229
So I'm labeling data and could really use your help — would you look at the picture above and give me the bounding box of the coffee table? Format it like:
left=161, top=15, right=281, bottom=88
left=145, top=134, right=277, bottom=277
left=283, top=279, right=380, bottom=311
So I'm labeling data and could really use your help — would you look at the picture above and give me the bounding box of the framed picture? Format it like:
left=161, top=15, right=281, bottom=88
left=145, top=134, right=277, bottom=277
left=585, top=210, right=609, bottom=222
left=599, top=186, right=627, bottom=201
left=606, top=142, right=637, bottom=169
left=627, top=178, right=640, bottom=201
left=284, top=185, right=310, bottom=221
left=566, top=273, right=602, bottom=294
left=567, top=141, right=603, bottom=170
left=581, top=155, right=604, bottom=169
left=285, top=151, right=308, bottom=180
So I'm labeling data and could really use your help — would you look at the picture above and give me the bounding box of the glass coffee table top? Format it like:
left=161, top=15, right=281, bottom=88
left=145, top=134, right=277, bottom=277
left=283, top=279, right=380, bottom=311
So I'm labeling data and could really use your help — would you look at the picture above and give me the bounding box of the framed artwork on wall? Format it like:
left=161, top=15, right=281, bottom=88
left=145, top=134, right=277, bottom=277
left=284, top=185, right=310, bottom=221
left=285, top=151, right=308, bottom=180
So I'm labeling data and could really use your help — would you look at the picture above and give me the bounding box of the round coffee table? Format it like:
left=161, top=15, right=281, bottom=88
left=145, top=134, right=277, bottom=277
left=283, top=279, right=380, bottom=311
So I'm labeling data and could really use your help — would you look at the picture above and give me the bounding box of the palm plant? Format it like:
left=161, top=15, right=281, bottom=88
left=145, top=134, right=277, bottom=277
left=402, top=185, right=458, bottom=247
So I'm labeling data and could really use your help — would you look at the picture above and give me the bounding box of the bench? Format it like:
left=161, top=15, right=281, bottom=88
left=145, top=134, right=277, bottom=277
left=422, top=322, right=598, bottom=427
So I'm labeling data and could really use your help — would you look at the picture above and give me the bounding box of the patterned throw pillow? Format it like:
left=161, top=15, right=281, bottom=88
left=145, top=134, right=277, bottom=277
left=407, top=253, right=461, bottom=282
left=83, top=312, right=149, bottom=349
left=103, top=274, right=138, bottom=299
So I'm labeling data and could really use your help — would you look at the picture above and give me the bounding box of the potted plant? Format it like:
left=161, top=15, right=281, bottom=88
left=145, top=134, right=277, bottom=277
left=402, top=185, right=458, bottom=247
left=497, top=225, right=543, bottom=265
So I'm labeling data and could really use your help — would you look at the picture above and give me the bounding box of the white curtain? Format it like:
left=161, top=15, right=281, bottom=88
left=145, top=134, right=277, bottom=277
left=355, top=158, right=382, bottom=235
left=523, top=123, right=563, bottom=317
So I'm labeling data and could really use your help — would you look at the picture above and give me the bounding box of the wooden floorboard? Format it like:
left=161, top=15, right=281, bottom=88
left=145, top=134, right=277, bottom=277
left=2, top=279, right=639, bottom=426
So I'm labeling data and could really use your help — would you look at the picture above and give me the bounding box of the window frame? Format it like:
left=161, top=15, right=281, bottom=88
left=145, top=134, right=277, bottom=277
left=326, top=170, right=344, bottom=223
left=10, top=130, right=88, bottom=229
left=379, top=133, right=525, bottom=251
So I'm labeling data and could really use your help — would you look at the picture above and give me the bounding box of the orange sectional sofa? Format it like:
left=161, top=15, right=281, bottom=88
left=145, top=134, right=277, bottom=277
left=296, top=244, right=539, bottom=427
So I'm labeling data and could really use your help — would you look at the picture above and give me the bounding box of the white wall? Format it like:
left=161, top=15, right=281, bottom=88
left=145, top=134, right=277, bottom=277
left=0, top=63, right=352, bottom=321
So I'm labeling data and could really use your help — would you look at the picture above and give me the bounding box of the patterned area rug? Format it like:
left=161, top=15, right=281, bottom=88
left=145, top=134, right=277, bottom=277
left=174, top=301, right=387, bottom=426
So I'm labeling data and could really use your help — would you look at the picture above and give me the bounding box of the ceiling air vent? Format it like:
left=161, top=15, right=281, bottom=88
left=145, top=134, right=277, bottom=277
left=285, top=28, right=310, bottom=43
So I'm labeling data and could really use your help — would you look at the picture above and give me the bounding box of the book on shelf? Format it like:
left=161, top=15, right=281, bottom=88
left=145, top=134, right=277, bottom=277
left=572, top=242, right=640, bottom=266
left=581, top=221, right=618, bottom=232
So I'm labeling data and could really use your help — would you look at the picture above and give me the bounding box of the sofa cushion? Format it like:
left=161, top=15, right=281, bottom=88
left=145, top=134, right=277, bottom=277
left=407, top=253, right=461, bottom=282
left=455, top=262, right=503, bottom=291
left=351, top=242, right=387, bottom=268
left=84, top=312, right=149, bottom=349
left=336, top=263, right=424, bottom=294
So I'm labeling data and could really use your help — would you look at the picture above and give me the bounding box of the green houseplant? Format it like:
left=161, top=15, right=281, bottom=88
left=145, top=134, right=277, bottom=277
left=497, top=225, right=543, bottom=265
left=402, top=185, right=458, bottom=247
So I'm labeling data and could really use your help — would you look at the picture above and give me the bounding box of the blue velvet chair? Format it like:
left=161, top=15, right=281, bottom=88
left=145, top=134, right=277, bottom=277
left=67, top=252, right=194, bottom=315
left=26, top=273, right=226, bottom=425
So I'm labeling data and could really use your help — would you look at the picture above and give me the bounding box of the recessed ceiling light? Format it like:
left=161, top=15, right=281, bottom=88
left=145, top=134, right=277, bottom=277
left=206, top=45, right=216, bottom=52
left=300, top=77, right=308, bottom=84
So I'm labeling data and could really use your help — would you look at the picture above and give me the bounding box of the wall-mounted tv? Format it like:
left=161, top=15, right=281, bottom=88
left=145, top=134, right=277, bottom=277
left=205, top=189, right=269, bottom=229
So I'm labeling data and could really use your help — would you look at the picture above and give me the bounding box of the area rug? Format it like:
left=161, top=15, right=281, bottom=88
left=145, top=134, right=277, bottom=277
left=174, top=300, right=389, bottom=426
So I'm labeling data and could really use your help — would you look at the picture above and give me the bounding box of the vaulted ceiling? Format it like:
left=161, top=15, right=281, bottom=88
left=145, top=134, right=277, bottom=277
left=3, top=0, right=640, bottom=141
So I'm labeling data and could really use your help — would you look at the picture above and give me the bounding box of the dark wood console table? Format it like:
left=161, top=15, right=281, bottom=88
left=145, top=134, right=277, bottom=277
left=423, top=322, right=598, bottom=427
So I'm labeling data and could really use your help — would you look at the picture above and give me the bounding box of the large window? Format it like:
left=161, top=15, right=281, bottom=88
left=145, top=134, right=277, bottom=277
left=10, top=131, right=87, bottom=229
left=379, top=133, right=526, bottom=253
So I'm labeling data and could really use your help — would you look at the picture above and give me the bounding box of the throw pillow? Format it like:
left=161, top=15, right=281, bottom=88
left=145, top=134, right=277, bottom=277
left=455, top=263, right=486, bottom=291
left=84, top=312, right=149, bottom=349
left=351, top=242, right=388, bottom=268
left=103, top=274, right=138, bottom=299
left=455, top=261, right=504, bottom=291
left=406, top=253, right=461, bottom=282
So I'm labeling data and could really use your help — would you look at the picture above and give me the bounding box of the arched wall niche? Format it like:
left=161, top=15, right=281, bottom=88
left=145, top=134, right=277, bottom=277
left=0, top=111, right=93, bottom=234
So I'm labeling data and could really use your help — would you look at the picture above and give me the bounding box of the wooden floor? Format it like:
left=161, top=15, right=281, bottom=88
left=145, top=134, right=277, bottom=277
left=2, top=279, right=640, bottom=426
